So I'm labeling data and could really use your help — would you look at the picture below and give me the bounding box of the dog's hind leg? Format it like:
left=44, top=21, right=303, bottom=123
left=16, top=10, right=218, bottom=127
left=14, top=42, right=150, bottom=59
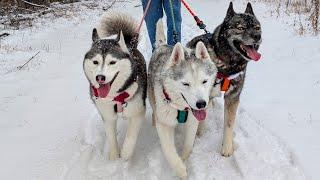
left=196, top=121, right=205, bottom=137
left=182, top=117, right=199, bottom=160
left=152, top=112, right=157, bottom=126
left=221, top=97, right=239, bottom=157
left=156, top=122, right=187, bottom=177
left=148, top=86, right=157, bottom=126
left=121, top=111, right=145, bottom=160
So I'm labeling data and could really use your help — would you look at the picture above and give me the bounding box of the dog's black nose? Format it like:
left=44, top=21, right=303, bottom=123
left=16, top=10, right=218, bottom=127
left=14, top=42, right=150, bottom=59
left=96, top=75, right=106, bottom=83
left=253, top=34, right=261, bottom=41
left=196, top=100, right=207, bottom=109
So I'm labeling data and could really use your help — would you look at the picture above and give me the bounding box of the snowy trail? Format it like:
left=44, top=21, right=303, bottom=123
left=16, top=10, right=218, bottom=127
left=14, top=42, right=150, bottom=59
left=0, top=0, right=312, bottom=179
left=62, top=101, right=304, bottom=180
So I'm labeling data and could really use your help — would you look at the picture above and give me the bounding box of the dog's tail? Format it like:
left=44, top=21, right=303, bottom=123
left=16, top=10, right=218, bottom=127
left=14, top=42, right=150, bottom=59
left=98, top=12, right=139, bottom=46
left=155, top=19, right=166, bottom=48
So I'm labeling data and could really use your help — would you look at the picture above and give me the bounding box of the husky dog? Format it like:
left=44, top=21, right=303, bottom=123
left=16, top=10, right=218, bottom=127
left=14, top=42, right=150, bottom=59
left=83, top=13, right=147, bottom=160
left=148, top=20, right=218, bottom=177
left=187, top=2, right=262, bottom=157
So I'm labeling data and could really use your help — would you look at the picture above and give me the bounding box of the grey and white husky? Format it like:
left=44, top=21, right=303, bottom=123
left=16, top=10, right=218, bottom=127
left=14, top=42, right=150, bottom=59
left=187, top=2, right=262, bottom=157
left=83, top=13, right=147, bottom=160
left=148, top=20, right=218, bottom=177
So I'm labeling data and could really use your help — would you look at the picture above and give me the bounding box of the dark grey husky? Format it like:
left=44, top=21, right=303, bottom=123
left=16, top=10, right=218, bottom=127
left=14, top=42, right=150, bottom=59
left=187, top=2, right=262, bottom=157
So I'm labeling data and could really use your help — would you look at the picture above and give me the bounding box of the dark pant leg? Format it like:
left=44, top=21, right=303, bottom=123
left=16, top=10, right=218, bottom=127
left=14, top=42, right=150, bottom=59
left=162, top=0, right=182, bottom=46
left=141, top=0, right=163, bottom=50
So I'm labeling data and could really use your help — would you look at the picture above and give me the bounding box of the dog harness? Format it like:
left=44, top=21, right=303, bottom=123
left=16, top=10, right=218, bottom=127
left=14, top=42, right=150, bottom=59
left=215, top=71, right=244, bottom=92
left=162, top=88, right=189, bottom=123
left=91, top=86, right=130, bottom=113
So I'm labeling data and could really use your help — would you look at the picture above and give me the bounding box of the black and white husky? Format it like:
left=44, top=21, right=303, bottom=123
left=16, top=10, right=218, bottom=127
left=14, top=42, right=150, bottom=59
left=148, top=20, right=218, bottom=177
left=83, top=13, right=147, bottom=160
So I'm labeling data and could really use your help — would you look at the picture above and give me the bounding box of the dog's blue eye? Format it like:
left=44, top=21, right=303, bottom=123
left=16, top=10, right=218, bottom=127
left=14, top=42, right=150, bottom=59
left=109, top=61, right=116, bottom=65
left=203, top=80, right=208, bottom=84
left=182, top=82, right=190, bottom=87
left=93, top=60, right=99, bottom=65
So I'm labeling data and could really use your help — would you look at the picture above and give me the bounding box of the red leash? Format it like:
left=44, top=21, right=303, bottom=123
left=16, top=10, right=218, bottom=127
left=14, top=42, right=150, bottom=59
left=181, top=0, right=209, bottom=34
left=181, top=0, right=196, bottom=17
left=136, top=0, right=152, bottom=34
left=130, top=0, right=152, bottom=48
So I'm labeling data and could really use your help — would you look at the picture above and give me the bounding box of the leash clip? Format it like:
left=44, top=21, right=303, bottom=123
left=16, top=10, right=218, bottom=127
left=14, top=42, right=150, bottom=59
left=123, top=102, right=128, bottom=108
left=164, top=98, right=171, bottom=104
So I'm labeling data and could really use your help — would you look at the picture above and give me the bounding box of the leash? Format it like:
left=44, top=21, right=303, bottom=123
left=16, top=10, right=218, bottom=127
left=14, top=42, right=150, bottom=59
left=130, top=0, right=152, bottom=49
left=169, top=0, right=179, bottom=44
left=181, top=0, right=209, bottom=34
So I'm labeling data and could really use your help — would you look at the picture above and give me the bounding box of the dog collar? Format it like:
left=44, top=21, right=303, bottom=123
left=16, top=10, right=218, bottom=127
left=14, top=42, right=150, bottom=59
left=214, top=71, right=244, bottom=92
left=162, top=88, right=189, bottom=111
left=91, top=85, right=130, bottom=113
left=162, top=87, right=189, bottom=123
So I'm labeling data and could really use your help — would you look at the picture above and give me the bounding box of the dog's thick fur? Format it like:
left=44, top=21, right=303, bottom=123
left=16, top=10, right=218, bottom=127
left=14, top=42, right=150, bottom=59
left=187, top=2, right=262, bottom=157
left=83, top=12, right=147, bottom=160
left=148, top=20, right=217, bottom=177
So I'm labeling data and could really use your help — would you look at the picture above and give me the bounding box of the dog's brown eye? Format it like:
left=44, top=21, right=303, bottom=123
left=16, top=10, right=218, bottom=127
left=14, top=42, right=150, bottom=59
left=182, top=82, right=190, bottom=87
left=109, top=61, right=116, bottom=65
left=93, top=60, right=99, bottom=65
left=255, top=26, right=261, bottom=31
left=237, top=27, right=244, bottom=31
left=203, top=80, right=208, bottom=84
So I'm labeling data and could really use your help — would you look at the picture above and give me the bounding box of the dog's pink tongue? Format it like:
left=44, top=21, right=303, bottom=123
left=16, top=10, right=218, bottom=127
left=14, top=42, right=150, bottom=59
left=97, top=83, right=111, bottom=98
left=192, top=109, right=207, bottom=121
left=244, top=46, right=261, bottom=61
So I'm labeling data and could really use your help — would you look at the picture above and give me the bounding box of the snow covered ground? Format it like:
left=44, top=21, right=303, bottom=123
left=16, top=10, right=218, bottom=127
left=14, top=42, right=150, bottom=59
left=0, top=0, right=318, bottom=179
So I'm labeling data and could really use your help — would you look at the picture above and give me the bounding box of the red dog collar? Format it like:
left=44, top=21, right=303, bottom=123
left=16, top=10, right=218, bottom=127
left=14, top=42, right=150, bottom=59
left=91, top=85, right=130, bottom=113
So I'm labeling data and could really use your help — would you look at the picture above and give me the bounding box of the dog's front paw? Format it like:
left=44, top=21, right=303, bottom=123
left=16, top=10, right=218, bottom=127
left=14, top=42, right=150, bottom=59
left=221, top=141, right=234, bottom=157
left=120, top=148, right=133, bottom=160
left=196, top=128, right=204, bottom=137
left=109, top=149, right=120, bottom=160
left=181, top=148, right=192, bottom=161
left=174, top=161, right=187, bottom=178
left=196, top=122, right=205, bottom=137
left=181, top=152, right=190, bottom=161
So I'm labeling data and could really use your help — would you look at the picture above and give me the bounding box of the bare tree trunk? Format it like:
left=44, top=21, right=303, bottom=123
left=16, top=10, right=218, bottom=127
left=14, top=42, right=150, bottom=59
left=315, top=0, right=319, bottom=34
left=311, top=0, right=319, bottom=35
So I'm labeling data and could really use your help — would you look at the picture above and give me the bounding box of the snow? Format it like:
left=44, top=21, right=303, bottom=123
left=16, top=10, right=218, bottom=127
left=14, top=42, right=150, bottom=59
left=0, top=0, right=318, bottom=179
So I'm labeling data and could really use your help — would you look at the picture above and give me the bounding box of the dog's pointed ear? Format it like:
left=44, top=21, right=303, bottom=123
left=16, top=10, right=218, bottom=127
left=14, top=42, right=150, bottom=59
left=245, top=2, right=255, bottom=15
left=118, top=30, right=129, bottom=53
left=224, top=2, right=235, bottom=21
left=195, top=41, right=210, bottom=61
left=92, top=28, right=100, bottom=42
left=169, top=43, right=185, bottom=66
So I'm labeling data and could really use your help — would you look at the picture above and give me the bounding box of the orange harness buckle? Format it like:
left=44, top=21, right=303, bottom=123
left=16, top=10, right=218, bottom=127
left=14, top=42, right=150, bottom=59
left=215, top=71, right=244, bottom=92
left=221, top=78, right=231, bottom=92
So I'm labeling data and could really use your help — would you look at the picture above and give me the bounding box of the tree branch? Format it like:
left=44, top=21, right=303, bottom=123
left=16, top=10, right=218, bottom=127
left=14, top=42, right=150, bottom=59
left=18, top=51, right=40, bottom=70
left=0, top=33, right=10, bottom=38
left=19, top=0, right=49, bottom=9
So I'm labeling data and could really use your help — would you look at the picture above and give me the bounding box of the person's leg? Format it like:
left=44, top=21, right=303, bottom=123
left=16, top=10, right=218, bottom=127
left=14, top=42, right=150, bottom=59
left=163, top=0, right=182, bottom=46
left=141, top=0, right=163, bottom=50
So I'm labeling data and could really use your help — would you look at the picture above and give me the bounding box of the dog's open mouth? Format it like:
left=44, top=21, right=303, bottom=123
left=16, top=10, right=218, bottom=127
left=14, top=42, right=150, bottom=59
left=191, top=109, right=207, bottom=121
left=234, top=41, right=261, bottom=61
left=181, top=93, right=207, bottom=121
left=96, top=72, right=119, bottom=98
